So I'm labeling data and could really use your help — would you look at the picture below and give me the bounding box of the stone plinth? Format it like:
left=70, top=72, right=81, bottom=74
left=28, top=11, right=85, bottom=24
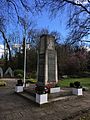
left=36, top=93, right=48, bottom=104
left=15, top=86, right=23, bottom=93
left=50, top=87, right=60, bottom=93
left=37, top=35, right=58, bottom=85
left=72, top=88, right=83, bottom=95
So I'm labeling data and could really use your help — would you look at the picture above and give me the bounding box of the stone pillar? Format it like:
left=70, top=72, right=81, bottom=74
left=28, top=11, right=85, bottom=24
left=37, top=34, right=58, bottom=85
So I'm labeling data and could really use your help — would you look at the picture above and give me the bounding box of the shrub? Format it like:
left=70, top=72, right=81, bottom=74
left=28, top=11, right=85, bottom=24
left=26, top=79, right=37, bottom=84
left=74, top=81, right=81, bottom=88
left=16, top=74, right=23, bottom=78
left=0, top=81, right=6, bottom=86
left=14, top=69, right=24, bottom=77
left=69, top=81, right=82, bottom=88
left=70, top=83, right=74, bottom=87
left=30, top=72, right=36, bottom=79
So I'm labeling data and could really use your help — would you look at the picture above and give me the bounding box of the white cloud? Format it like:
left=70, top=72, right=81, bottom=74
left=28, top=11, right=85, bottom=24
left=84, top=46, right=90, bottom=51
left=74, top=0, right=89, bottom=4
left=86, top=47, right=90, bottom=51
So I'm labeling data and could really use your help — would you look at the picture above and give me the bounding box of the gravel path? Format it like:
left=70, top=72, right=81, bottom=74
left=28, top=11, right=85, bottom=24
left=0, top=79, right=90, bottom=120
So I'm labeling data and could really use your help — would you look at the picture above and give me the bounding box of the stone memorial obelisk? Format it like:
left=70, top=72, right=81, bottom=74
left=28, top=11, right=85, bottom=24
left=37, top=34, right=58, bottom=85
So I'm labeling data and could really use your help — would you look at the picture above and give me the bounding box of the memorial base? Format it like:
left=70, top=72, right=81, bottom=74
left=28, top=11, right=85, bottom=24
left=25, top=83, right=30, bottom=87
left=15, top=86, right=23, bottom=93
left=72, top=88, right=83, bottom=95
left=50, top=87, right=60, bottom=93
left=36, top=93, right=48, bottom=104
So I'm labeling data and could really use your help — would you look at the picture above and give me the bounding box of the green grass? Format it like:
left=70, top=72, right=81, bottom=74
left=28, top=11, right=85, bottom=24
left=26, top=78, right=37, bottom=84
left=58, top=78, right=90, bottom=89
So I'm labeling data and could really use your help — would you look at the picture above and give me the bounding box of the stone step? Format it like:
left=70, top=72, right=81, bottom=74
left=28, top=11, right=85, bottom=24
left=48, top=89, right=72, bottom=99
left=17, top=90, right=77, bottom=105
left=24, top=89, right=36, bottom=97
left=17, top=91, right=36, bottom=102
left=49, top=95, right=77, bottom=103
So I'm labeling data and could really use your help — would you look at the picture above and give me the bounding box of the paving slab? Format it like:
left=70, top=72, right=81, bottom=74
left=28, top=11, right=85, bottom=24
left=0, top=79, right=90, bottom=120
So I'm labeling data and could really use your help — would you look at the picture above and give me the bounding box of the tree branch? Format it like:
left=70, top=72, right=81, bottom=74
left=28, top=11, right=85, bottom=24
left=20, top=0, right=31, bottom=12
left=0, top=29, right=11, bottom=60
left=64, top=0, right=90, bottom=14
left=8, top=0, right=19, bottom=21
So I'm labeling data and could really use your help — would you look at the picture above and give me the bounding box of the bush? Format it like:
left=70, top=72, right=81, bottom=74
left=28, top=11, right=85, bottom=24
left=70, top=83, right=74, bottom=87
left=16, top=74, right=23, bottom=78
left=14, top=69, right=24, bottom=77
left=26, top=79, right=37, bottom=84
left=69, top=81, right=82, bottom=88
left=0, top=81, right=6, bottom=86
left=74, top=81, right=81, bottom=88
left=30, top=72, right=36, bottom=79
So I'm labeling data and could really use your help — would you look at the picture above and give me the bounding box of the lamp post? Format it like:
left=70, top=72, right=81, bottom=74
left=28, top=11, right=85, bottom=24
left=23, top=38, right=26, bottom=87
left=23, top=39, right=30, bottom=87
left=12, top=40, right=30, bottom=87
left=12, top=42, right=26, bottom=86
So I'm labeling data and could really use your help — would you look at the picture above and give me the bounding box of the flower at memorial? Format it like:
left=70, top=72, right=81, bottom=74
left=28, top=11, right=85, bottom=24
left=35, top=84, right=48, bottom=94
left=45, top=82, right=56, bottom=93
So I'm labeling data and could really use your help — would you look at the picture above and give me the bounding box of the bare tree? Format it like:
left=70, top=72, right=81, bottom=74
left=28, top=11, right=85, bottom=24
left=0, top=0, right=33, bottom=59
left=0, top=0, right=31, bottom=21
left=19, top=15, right=36, bottom=45
left=34, top=0, right=90, bottom=15
left=27, top=28, right=62, bottom=50
left=66, top=16, right=90, bottom=45
left=0, top=16, right=12, bottom=60
left=35, top=0, right=90, bottom=44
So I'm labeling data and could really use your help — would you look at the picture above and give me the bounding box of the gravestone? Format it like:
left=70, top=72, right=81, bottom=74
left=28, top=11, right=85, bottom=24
left=4, top=67, right=14, bottom=77
left=37, top=34, right=58, bottom=85
left=0, top=67, right=3, bottom=78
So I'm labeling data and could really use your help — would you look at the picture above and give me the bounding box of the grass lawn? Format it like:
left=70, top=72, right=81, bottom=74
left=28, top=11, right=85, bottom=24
left=58, top=78, right=90, bottom=89
left=26, top=78, right=37, bottom=84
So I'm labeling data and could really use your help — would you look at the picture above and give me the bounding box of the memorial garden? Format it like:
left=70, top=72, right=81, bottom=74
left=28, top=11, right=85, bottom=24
left=0, top=0, right=90, bottom=120
left=0, top=33, right=90, bottom=120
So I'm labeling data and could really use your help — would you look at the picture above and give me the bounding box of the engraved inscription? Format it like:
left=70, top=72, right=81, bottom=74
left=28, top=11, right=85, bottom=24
left=48, top=51, right=55, bottom=82
left=38, top=54, right=45, bottom=82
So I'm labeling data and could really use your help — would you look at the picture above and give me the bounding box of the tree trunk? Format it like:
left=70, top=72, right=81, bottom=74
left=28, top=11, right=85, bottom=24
left=0, top=30, right=12, bottom=61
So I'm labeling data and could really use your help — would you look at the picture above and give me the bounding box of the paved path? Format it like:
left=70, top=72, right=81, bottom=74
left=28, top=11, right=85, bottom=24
left=0, top=79, right=90, bottom=120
